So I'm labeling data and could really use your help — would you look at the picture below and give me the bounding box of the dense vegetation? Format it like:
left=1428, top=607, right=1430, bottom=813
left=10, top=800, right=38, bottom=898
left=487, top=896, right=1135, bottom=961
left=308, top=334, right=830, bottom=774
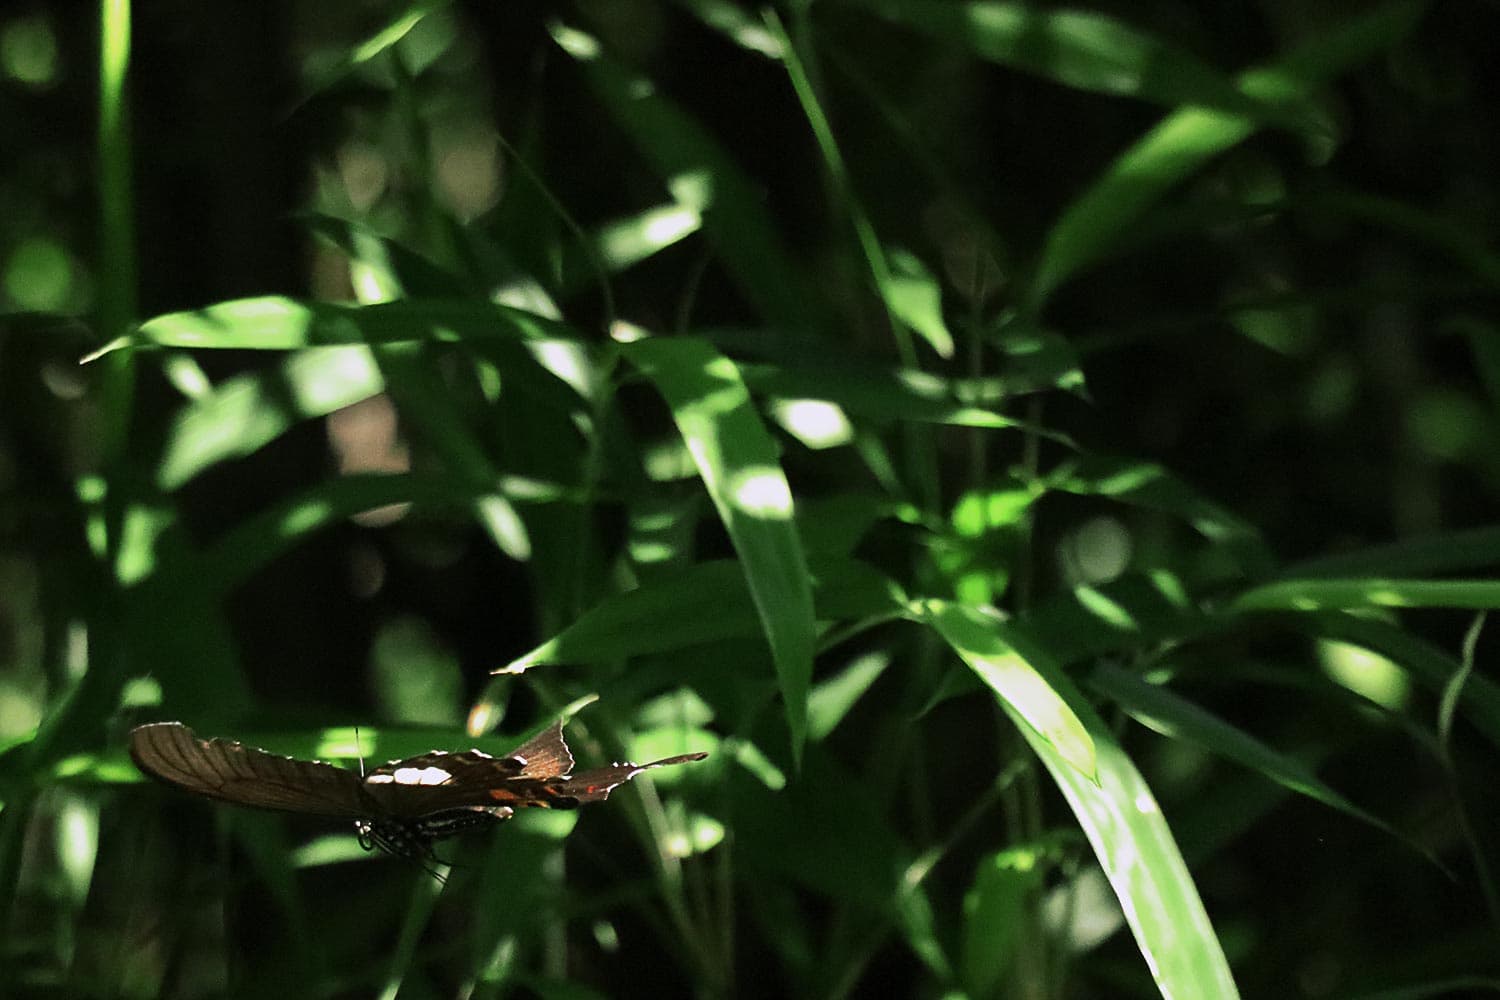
left=3, top=2, right=1498, bottom=997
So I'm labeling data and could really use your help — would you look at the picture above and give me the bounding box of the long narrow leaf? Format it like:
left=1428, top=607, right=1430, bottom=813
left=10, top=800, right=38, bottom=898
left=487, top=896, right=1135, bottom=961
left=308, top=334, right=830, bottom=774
left=846, top=0, right=1319, bottom=127
left=622, top=337, right=815, bottom=764
left=1235, top=579, right=1500, bottom=613
left=1089, top=663, right=1429, bottom=861
left=923, top=602, right=1095, bottom=779
left=1022, top=0, right=1426, bottom=313
left=925, top=605, right=1239, bottom=999
left=562, top=28, right=830, bottom=338
left=158, top=345, right=384, bottom=490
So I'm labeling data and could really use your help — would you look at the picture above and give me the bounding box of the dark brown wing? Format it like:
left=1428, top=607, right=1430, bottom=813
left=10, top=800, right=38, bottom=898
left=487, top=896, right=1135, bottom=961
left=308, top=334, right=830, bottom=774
left=503, top=719, right=575, bottom=778
left=361, top=724, right=707, bottom=816
left=361, top=719, right=576, bottom=816
left=562, top=751, right=709, bottom=804
left=129, top=722, right=376, bottom=819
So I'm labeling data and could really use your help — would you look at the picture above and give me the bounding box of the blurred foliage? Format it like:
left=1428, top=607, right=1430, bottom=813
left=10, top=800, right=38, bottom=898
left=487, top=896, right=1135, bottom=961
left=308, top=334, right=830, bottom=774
left=3, top=0, right=1500, bottom=997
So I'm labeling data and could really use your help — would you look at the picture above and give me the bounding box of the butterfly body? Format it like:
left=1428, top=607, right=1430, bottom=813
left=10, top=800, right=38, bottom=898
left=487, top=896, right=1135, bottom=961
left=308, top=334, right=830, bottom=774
left=356, top=808, right=509, bottom=861
left=129, top=720, right=707, bottom=863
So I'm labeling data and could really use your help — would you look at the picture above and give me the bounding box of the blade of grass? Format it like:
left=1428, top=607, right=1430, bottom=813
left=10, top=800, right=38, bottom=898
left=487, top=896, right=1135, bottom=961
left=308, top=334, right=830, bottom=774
left=770, top=10, right=947, bottom=363
left=1235, top=579, right=1500, bottom=613
left=925, top=605, right=1240, bottom=999
left=621, top=336, right=815, bottom=765
left=91, top=295, right=579, bottom=358
left=157, top=345, right=385, bottom=490
left=1089, top=663, right=1439, bottom=866
left=559, top=25, right=832, bottom=339
left=1021, top=0, right=1427, bottom=315
left=922, top=601, right=1095, bottom=780
left=844, top=0, right=1326, bottom=129
left=1306, top=612, right=1500, bottom=752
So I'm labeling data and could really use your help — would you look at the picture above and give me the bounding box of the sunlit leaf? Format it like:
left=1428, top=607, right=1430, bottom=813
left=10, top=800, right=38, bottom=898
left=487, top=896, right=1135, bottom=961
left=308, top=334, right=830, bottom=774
left=1023, top=0, right=1425, bottom=312
left=622, top=336, right=815, bottom=764
left=1235, top=579, right=1500, bottom=613
left=925, top=608, right=1239, bottom=997
left=922, top=601, right=1095, bottom=779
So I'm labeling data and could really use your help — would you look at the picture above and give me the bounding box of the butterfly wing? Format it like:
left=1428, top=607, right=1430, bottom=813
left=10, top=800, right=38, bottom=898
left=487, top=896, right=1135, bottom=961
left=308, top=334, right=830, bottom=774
left=362, top=721, right=707, bottom=815
left=563, top=751, right=710, bottom=804
left=362, top=719, right=577, bottom=816
left=129, top=722, right=375, bottom=819
left=504, top=718, right=575, bottom=778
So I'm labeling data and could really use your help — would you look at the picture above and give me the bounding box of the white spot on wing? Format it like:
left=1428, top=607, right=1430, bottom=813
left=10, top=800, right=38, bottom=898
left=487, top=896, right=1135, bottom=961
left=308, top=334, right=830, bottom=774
left=367, top=766, right=454, bottom=786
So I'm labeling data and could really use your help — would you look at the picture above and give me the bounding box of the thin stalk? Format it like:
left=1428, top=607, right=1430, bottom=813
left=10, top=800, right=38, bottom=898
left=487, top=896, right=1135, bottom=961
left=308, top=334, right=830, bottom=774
left=96, top=0, right=137, bottom=463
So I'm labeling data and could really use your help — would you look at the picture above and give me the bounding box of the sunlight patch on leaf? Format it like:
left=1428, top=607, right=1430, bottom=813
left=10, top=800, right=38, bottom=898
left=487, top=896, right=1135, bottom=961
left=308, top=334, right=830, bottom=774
left=922, top=600, right=1096, bottom=780
left=770, top=398, right=854, bottom=449
left=729, top=467, right=794, bottom=520
left=609, top=320, right=649, bottom=343
left=636, top=689, right=717, bottom=729
left=116, top=503, right=172, bottom=586
left=1317, top=639, right=1410, bottom=710
left=280, top=497, right=332, bottom=538
left=1236, top=578, right=1500, bottom=613
left=527, top=339, right=593, bottom=399
left=119, top=675, right=161, bottom=709
left=667, top=170, right=715, bottom=210
left=1072, top=585, right=1138, bottom=632
left=624, top=337, right=815, bottom=762
left=55, top=793, right=98, bottom=907
left=293, top=833, right=369, bottom=869
left=952, top=484, right=1038, bottom=536
left=643, top=438, right=697, bottom=482
left=550, top=23, right=601, bottom=60
left=476, top=494, right=531, bottom=561
left=596, top=202, right=702, bottom=270
left=885, top=248, right=955, bottom=359
left=678, top=0, right=784, bottom=57
left=962, top=846, right=1045, bottom=997
left=808, top=651, right=890, bottom=742
left=734, top=740, right=787, bottom=790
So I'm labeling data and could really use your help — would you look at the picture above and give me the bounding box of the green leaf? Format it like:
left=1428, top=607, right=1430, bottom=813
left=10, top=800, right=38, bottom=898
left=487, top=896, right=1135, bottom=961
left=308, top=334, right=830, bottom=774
left=296, top=0, right=450, bottom=106
left=1047, top=456, right=1271, bottom=574
left=1089, top=663, right=1428, bottom=858
left=1022, top=572, right=1208, bottom=666
left=1023, top=0, right=1426, bottom=313
left=845, top=0, right=1323, bottom=126
left=772, top=16, right=952, bottom=362
left=808, top=651, right=890, bottom=742
left=158, top=345, right=384, bottom=490
left=922, top=601, right=1095, bottom=780
left=501, top=561, right=763, bottom=673
left=116, top=295, right=578, bottom=354
left=369, top=343, right=532, bottom=560
left=184, top=473, right=497, bottom=594
left=1300, top=613, right=1500, bottom=753
left=730, top=750, right=912, bottom=911
left=564, top=29, right=829, bottom=337
left=743, top=362, right=1075, bottom=441
left=961, top=847, right=1046, bottom=998
left=925, top=607, right=1240, bottom=997
left=622, top=336, right=816, bottom=765
left=884, top=248, right=955, bottom=359
left=499, top=556, right=900, bottom=676
left=1235, top=579, right=1500, bottom=613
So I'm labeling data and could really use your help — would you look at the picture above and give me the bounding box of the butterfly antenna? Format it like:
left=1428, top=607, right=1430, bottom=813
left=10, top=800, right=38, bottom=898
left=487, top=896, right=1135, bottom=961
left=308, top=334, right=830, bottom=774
left=354, top=726, right=366, bottom=777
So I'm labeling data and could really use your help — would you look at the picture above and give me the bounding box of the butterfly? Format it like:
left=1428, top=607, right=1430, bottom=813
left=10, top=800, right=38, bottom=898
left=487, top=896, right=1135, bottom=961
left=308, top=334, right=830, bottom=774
left=128, top=719, right=708, bottom=865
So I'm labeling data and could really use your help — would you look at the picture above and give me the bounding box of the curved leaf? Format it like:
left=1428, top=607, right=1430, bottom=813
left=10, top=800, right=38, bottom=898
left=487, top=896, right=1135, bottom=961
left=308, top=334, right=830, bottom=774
left=924, top=606, right=1239, bottom=998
